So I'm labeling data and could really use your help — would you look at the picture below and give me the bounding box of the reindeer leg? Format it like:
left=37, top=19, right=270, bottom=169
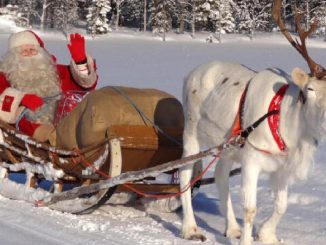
left=179, top=133, right=206, bottom=241
left=257, top=174, right=288, bottom=244
left=240, top=153, right=261, bottom=245
left=215, top=153, right=241, bottom=239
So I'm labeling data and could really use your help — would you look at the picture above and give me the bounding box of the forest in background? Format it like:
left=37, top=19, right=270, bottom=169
left=0, top=0, right=326, bottom=41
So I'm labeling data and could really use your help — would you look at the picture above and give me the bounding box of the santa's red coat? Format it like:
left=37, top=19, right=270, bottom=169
left=0, top=61, right=97, bottom=136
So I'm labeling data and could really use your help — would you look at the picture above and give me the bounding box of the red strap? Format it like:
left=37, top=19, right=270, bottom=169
left=267, top=84, right=289, bottom=152
left=230, top=83, right=288, bottom=154
left=230, top=83, right=250, bottom=138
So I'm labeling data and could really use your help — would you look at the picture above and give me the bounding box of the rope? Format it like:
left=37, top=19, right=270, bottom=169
left=75, top=106, right=282, bottom=199
left=43, top=93, right=62, bottom=101
left=70, top=105, right=278, bottom=199
left=15, top=108, right=30, bottom=130
left=111, top=86, right=182, bottom=147
left=77, top=148, right=221, bottom=199
left=15, top=87, right=280, bottom=200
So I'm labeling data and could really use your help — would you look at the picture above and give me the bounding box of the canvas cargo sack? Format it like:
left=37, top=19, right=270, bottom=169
left=53, top=86, right=184, bottom=150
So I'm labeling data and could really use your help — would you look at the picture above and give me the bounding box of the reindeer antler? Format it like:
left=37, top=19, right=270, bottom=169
left=272, top=0, right=326, bottom=79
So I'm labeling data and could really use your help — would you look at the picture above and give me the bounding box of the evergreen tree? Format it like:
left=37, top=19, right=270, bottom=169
left=13, top=0, right=56, bottom=29
left=236, top=0, right=271, bottom=39
left=219, top=0, right=236, bottom=33
left=52, top=0, right=78, bottom=33
left=111, top=0, right=127, bottom=30
left=175, top=0, right=200, bottom=38
left=194, top=0, right=235, bottom=41
left=77, top=0, right=93, bottom=22
left=296, top=0, right=324, bottom=31
left=86, top=0, right=111, bottom=35
left=0, top=0, right=9, bottom=7
left=121, top=0, right=148, bottom=31
left=150, top=0, right=175, bottom=41
left=4, top=0, right=326, bottom=38
left=13, top=0, right=36, bottom=27
left=175, top=0, right=191, bottom=34
left=281, top=0, right=295, bottom=32
left=0, top=3, right=28, bottom=26
left=313, top=1, right=326, bottom=38
left=186, top=0, right=212, bottom=38
left=206, top=0, right=219, bottom=31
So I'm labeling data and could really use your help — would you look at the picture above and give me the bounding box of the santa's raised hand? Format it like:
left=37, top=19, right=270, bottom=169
left=67, top=33, right=86, bottom=64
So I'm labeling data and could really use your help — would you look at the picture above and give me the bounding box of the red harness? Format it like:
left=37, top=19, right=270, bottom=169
left=231, top=84, right=288, bottom=153
left=267, top=85, right=288, bottom=152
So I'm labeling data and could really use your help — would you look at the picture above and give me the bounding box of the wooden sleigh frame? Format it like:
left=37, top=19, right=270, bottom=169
left=0, top=120, right=186, bottom=213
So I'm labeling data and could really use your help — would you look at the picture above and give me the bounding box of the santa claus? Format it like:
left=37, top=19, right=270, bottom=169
left=0, top=30, right=97, bottom=142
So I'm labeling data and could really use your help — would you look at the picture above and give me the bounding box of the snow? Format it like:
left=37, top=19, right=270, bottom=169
left=0, top=19, right=326, bottom=244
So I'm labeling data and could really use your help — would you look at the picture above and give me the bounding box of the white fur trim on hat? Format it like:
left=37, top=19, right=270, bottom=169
left=9, top=31, right=40, bottom=50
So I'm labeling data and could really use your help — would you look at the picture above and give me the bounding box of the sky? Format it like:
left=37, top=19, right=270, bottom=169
left=0, top=15, right=325, bottom=245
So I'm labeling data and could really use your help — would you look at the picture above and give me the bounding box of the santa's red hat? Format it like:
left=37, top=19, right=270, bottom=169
left=9, top=30, right=44, bottom=49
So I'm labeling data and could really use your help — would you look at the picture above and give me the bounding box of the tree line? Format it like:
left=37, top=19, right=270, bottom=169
left=1, top=0, right=325, bottom=41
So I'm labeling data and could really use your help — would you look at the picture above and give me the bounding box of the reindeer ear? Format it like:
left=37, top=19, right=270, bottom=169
left=291, top=68, right=309, bottom=89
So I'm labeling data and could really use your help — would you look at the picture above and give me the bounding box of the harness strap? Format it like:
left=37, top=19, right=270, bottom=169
left=240, top=110, right=279, bottom=139
left=267, top=84, right=289, bottom=152
left=230, top=83, right=289, bottom=153
left=230, top=82, right=250, bottom=137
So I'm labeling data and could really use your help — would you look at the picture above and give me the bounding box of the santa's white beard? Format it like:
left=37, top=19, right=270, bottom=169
left=0, top=47, right=61, bottom=124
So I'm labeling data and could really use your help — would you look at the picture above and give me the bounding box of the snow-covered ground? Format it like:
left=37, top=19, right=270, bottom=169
left=0, top=17, right=326, bottom=244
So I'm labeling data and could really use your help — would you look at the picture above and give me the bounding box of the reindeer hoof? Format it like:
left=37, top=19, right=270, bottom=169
left=189, top=234, right=207, bottom=242
left=182, top=232, right=207, bottom=242
left=255, top=233, right=283, bottom=244
left=224, top=227, right=241, bottom=239
left=181, top=226, right=207, bottom=242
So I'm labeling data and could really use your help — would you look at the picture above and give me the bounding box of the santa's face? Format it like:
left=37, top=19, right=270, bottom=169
left=19, top=44, right=38, bottom=58
left=0, top=45, right=61, bottom=124
left=0, top=46, right=60, bottom=95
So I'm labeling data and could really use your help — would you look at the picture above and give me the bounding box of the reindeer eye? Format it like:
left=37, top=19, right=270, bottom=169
left=307, top=88, right=314, bottom=91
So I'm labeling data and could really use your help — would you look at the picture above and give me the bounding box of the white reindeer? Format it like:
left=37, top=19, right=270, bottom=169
left=179, top=1, right=326, bottom=244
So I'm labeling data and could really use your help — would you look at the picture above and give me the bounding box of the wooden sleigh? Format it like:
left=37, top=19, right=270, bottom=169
left=0, top=119, right=188, bottom=213
left=0, top=111, right=241, bottom=214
